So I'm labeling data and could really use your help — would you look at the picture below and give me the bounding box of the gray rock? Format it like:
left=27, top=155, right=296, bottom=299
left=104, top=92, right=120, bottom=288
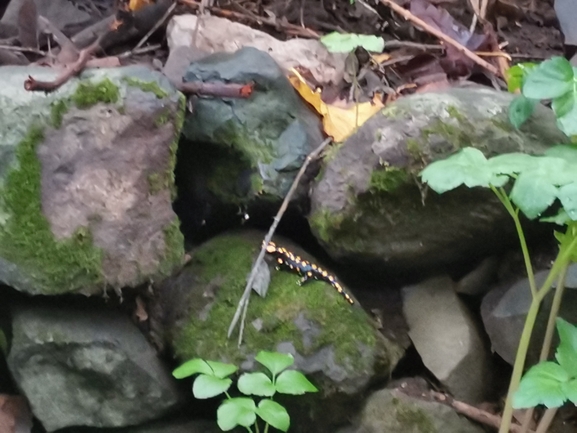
left=481, top=264, right=577, bottom=365
left=0, top=65, right=184, bottom=295
left=309, top=86, right=567, bottom=272
left=340, top=386, right=485, bottom=433
left=150, top=230, right=404, bottom=433
left=179, top=47, right=323, bottom=205
left=59, top=418, right=226, bottom=433
left=402, top=276, right=493, bottom=404
left=7, top=301, right=183, bottom=432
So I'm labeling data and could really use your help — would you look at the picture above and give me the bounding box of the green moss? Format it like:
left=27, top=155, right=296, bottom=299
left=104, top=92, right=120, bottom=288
left=50, top=100, right=69, bottom=128
left=394, top=401, right=436, bottom=433
left=122, top=77, right=169, bottom=99
left=406, top=138, right=422, bottom=159
left=309, top=209, right=344, bottom=243
left=147, top=173, right=163, bottom=195
left=71, top=78, right=119, bottom=109
left=369, top=167, right=409, bottom=193
left=158, top=217, right=184, bottom=277
left=155, top=109, right=171, bottom=127
left=0, top=127, right=103, bottom=294
left=175, top=234, right=377, bottom=369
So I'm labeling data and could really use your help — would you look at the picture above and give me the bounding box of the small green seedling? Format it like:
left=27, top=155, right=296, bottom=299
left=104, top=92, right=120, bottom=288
left=173, top=351, right=318, bottom=432
left=513, top=318, right=577, bottom=409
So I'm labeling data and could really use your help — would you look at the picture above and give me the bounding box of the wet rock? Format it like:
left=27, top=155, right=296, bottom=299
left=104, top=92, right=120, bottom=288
left=402, top=276, right=493, bottom=404
left=59, top=418, right=225, bottom=433
left=338, top=385, right=485, bottom=433
left=7, top=300, right=183, bottom=432
left=0, top=65, right=184, bottom=295
left=481, top=264, right=577, bottom=365
left=150, top=230, right=404, bottom=433
left=178, top=47, right=324, bottom=207
left=309, top=86, right=567, bottom=273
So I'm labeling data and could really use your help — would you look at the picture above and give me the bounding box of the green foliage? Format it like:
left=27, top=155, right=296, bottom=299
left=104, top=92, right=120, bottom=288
left=320, top=32, right=385, bottom=53
left=506, top=57, right=577, bottom=136
left=420, top=145, right=577, bottom=220
left=513, top=319, right=577, bottom=409
left=173, top=351, right=318, bottom=432
left=71, top=79, right=119, bottom=108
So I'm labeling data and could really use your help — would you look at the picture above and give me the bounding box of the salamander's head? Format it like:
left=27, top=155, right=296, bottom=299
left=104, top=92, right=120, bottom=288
left=265, top=241, right=278, bottom=253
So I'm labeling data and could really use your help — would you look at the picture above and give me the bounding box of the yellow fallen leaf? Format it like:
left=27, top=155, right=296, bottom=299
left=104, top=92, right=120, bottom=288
left=129, top=0, right=153, bottom=11
left=288, top=68, right=383, bottom=142
left=371, top=53, right=391, bottom=64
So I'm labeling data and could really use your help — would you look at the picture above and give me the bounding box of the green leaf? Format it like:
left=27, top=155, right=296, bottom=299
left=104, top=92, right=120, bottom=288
left=275, top=370, right=318, bottom=395
left=556, top=98, right=577, bottom=137
left=193, top=374, right=233, bottom=399
left=257, top=399, right=290, bottom=432
left=555, top=318, right=577, bottom=376
left=545, top=145, right=577, bottom=164
left=506, top=62, right=537, bottom=93
left=552, top=89, right=576, bottom=118
left=540, top=209, right=572, bottom=225
left=237, top=372, right=275, bottom=397
left=509, top=95, right=537, bottom=129
left=488, top=153, right=537, bottom=175
left=562, top=379, right=577, bottom=404
left=420, top=148, right=502, bottom=194
left=558, top=182, right=577, bottom=220
left=523, top=57, right=574, bottom=100
left=320, top=32, right=385, bottom=53
left=255, top=351, right=294, bottom=376
left=510, top=171, right=559, bottom=219
left=513, top=362, right=570, bottom=409
left=172, top=359, right=237, bottom=379
left=217, top=398, right=257, bottom=431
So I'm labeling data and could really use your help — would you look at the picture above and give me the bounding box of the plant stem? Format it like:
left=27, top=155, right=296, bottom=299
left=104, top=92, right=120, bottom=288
left=535, top=408, right=557, bottom=433
left=492, top=186, right=537, bottom=297
left=264, top=423, right=269, bottom=433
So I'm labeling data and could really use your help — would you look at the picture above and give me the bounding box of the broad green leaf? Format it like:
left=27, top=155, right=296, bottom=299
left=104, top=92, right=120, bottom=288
left=552, top=90, right=576, bottom=118
left=509, top=95, right=537, bottom=129
left=420, top=148, right=496, bottom=194
left=173, top=359, right=237, bottom=379
left=488, top=153, right=537, bottom=175
left=506, top=63, right=537, bottom=93
left=555, top=319, right=577, bottom=368
left=510, top=171, right=559, bottom=219
left=217, top=398, right=257, bottom=431
left=257, top=399, right=290, bottom=432
left=556, top=99, right=577, bottom=137
left=320, top=32, right=385, bottom=53
left=275, top=370, right=318, bottom=395
left=523, top=57, right=574, bottom=100
left=255, top=351, right=294, bottom=376
left=513, top=362, right=570, bottom=409
left=237, top=372, right=275, bottom=397
left=558, top=182, right=577, bottom=220
left=193, top=374, right=233, bottom=399
left=545, top=145, right=577, bottom=164
left=541, top=209, right=571, bottom=225
left=562, top=379, right=577, bottom=404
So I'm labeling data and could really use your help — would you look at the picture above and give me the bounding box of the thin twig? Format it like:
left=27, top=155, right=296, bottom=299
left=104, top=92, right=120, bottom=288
left=0, top=44, right=47, bottom=56
left=133, top=1, right=177, bottom=51
left=118, top=43, right=162, bottom=58
left=227, top=137, right=332, bottom=342
left=384, top=40, right=444, bottom=50
left=379, top=0, right=500, bottom=76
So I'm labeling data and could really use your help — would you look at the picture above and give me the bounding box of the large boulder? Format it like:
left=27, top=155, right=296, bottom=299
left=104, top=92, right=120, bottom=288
left=0, top=65, right=185, bottom=295
left=150, top=230, right=404, bottom=433
left=6, top=300, right=183, bottom=432
left=309, top=86, right=567, bottom=272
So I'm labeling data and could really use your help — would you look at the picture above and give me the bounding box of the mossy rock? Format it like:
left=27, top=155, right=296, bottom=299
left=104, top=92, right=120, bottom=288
left=0, top=66, right=185, bottom=295
left=309, top=86, right=568, bottom=272
left=153, top=230, right=404, bottom=432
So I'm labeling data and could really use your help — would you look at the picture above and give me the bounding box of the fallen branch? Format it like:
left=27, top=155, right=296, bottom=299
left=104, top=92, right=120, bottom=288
left=24, top=35, right=104, bottom=92
left=379, top=0, right=500, bottom=77
left=175, top=80, right=255, bottom=98
left=227, top=137, right=332, bottom=344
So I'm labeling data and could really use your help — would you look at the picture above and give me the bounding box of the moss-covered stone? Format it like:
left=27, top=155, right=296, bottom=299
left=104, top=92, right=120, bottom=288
left=50, top=100, right=68, bottom=129
left=0, top=127, right=104, bottom=293
left=71, top=79, right=120, bottom=108
left=393, top=399, right=436, bottom=433
left=158, top=217, right=184, bottom=277
left=369, top=166, right=409, bottom=193
left=174, top=234, right=384, bottom=371
left=122, top=77, right=169, bottom=99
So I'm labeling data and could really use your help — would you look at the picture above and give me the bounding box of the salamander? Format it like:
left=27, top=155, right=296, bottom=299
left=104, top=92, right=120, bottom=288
left=265, top=241, right=354, bottom=305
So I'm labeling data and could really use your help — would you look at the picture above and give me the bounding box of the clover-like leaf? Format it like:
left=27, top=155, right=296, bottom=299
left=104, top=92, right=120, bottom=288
left=320, top=32, right=385, bottom=53
left=193, top=374, right=233, bottom=399
left=275, top=370, right=318, bottom=395
left=556, top=97, right=577, bottom=137
left=562, top=379, right=577, bottom=405
left=488, top=153, right=537, bottom=175
left=558, top=182, right=577, bottom=220
left=523, top=57, right=574, bottom=100
left=217, top=398, right=257, bottom=431
left=420, top=148, right=498, bottom=194
left=509, top=95, right=537, bottom=129
left=513, top=361, right=570, bottom=409
left=506, top=62, right=537, bottom=93
left=238, top=372, right=275, bottom=397
left=172, top=359, right=237, bottom=379
left=555, top=318, right=577, bottom=377
left=545, top=145, right=577, bottom=164
left=541, top=209, right=572, bottom=225
left=257, top=399, right=290, bottom=432
left=509, top=171, right=559, bottom=219
left=255, top=351, right=294, bottom=376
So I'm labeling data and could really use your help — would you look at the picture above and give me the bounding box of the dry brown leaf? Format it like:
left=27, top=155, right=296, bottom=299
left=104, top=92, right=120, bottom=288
left=0, top=395, right=33, bottom=433
left=288, top=68, right=383, bottom=142
left=129, top=0, right=154, bottom=12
